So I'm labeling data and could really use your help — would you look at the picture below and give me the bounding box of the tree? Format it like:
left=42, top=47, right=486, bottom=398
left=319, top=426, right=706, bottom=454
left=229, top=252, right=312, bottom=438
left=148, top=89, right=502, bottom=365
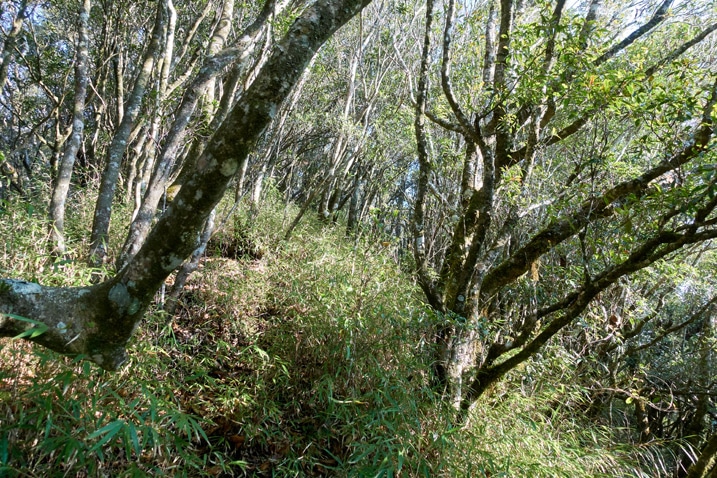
left=0, top=0, right=32, bottom=94
left=48, top=0, right=92, bottom=256
left=87, top=0, right=171, bottom=266
left=0, top=0, right=372, bottom=370
left=1, top=1, right=716, bottom=434
left=282, top=0, right=419, bottom=240
left=408, top=0, right=717, bottom=415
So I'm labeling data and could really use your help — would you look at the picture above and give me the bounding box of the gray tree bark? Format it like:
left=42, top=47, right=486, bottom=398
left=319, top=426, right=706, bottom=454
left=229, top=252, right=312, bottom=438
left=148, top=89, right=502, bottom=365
left=0, top=0, right=372, bottom=370
left=115, top=0, right=283, bottom=271
left=48, top=0, right=92, bottom=256
left=0, top=0, right=30, bottom=93
left=88, top=0, right=168, bottom=266
left=165, top=210, right=216, bottom=315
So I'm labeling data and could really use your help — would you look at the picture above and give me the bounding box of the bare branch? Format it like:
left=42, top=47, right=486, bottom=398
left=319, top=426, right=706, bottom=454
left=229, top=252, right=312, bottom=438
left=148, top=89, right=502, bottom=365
left=594, top=0, right=673, bottom=67
left=644, top=22, right=717, bottom=78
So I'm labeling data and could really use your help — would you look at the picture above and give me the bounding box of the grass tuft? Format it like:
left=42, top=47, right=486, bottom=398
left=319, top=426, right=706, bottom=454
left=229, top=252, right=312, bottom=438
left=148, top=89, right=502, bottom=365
left=0, top=195, right=686, bottom=476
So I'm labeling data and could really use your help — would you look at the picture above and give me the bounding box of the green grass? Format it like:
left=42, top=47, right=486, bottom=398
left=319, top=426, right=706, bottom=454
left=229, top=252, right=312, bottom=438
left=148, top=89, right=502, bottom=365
left=0, top=192, right=681, bottom=476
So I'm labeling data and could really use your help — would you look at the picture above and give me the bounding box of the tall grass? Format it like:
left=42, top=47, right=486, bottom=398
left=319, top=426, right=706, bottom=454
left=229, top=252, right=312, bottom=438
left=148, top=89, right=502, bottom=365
left=0, top=191, right=676, bottom=476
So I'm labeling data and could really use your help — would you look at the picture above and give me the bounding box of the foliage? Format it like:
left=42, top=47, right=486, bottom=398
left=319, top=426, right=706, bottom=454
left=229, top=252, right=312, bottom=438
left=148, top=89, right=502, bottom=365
left=0, top=0, right=716, bottom=475
left=446, top=347, right=682, bottom=478
left=0, top=195, right=684, bottom=477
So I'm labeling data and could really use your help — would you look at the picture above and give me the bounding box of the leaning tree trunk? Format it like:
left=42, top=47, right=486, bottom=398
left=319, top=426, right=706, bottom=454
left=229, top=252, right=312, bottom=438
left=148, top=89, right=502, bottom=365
left=0, top=0, right=372, bottom=370
left=686, top=434, right=717, bottom=478
left=115, top=0, right=281, bottom=270
left=48, top=0, right=91, bottom=257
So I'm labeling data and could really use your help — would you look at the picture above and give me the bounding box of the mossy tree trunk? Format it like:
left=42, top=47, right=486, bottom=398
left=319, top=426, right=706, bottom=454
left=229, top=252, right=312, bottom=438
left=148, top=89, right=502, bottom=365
left=0, top=0, right=372, bottom=370
left=410, top=0, right=717, bottom=416
left=686, top=434, right=717, bottom=478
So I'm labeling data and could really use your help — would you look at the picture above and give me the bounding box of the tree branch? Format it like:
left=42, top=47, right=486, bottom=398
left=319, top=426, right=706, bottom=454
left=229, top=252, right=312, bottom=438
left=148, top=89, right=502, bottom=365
left=0, top=0, right=373, bottom=370
left=481, top=91, right=716, bottom=297
left=411, top=0, right=442, bottom=310
left=440, top=0, right=478, bottom=141
left=461, top=226, right=717, bottom=412
left=593, top=0, right=673, bottom=67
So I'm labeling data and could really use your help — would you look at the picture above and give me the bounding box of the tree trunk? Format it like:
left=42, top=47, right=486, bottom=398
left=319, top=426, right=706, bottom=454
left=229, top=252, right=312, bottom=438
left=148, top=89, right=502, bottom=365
left=116, top=0, right=279, bottom=270
left=0, top=0, right=30, bottom=93
left=634, top=398, right=652, bottom=443
left=250, top=58, right=313, bottom=213
left=48, top=0, right=91, bottom=257
left=165, top=210, right=216, bottom=315
left=679, top=315, right=716, bottom=475
left=686, top=435, right=717, bottom=478
left=285, top=185, right=324, bottom=240
left=1, top=0, right=372, bottom=370
left=345, top=171, right=361, bottom=236
left=88, top=0, right=168, bottom=266
left=131, top=0, right=177, bottom=218
left=408, top=0, right=717, bottom=420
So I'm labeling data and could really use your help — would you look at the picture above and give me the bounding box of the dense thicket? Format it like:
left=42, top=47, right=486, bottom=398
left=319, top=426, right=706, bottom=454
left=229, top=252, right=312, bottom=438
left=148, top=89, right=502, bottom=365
left=0, top=0, right=716, bottom=475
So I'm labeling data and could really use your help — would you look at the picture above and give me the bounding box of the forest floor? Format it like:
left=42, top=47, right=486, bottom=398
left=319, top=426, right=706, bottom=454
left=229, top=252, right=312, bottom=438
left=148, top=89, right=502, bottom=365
left=0, top=199, right=677, bottom=477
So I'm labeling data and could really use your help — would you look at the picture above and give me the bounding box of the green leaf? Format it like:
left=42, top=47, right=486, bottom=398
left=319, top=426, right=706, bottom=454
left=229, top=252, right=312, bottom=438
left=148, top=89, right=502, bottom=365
left=88, top=420, right=125, bottom=451
left=3, top=313, right=49, bottom=339
left=623, top=217, right=633, bottom=234
left=127, top=422, right=141, bottom=457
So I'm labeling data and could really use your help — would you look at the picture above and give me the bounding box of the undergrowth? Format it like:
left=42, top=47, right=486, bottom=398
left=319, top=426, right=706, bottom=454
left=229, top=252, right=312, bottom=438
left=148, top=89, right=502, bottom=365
left=0, top=192, right=674, bottom=476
